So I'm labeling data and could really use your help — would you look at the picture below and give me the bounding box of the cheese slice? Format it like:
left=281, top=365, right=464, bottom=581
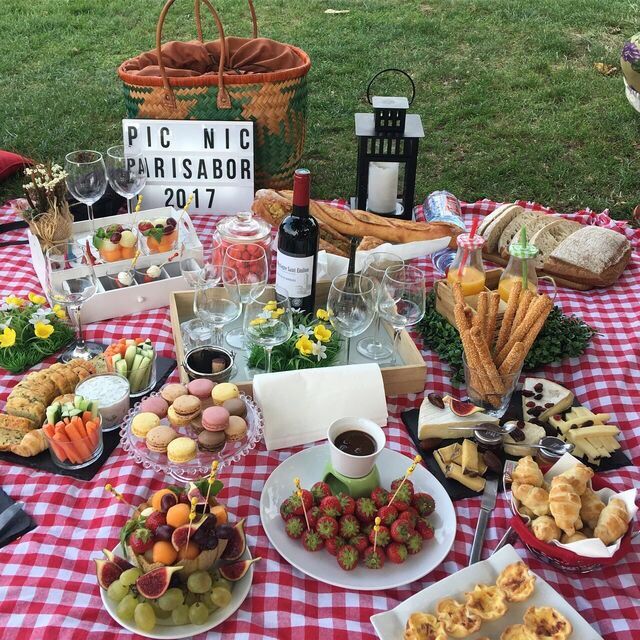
left=503, top=421, right=546, bottom=457
left=461, top=439, right=479, bottom=476
left=418, top=397, right=498, bottom=440
left=445, top=462, right=486, bottom=492
left=571, top=424, right=619, bottom=439
left=435, top=443, right=462, bottom=465
left=549, top=407, right=611, bottom=434
left=522, top=377, right=574, bottom=422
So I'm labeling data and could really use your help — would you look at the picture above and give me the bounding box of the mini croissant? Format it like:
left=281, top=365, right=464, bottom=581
left=10, top=429, right=48, bottom=457
left=512, top=483, right=550, bottom=517
left=594, top=497, right=629, bottom=545
left=511, top=456, right=543, bottom=488
left=531, top=516, right=561, bottom=542
left=559, top=462, right=593, bottom=496
left=580, top=488, right=606, bottom=530
left=549, top=475, right=581, bottom=536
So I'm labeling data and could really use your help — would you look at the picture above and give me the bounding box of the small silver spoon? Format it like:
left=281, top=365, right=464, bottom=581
left=508, top=436, right=574, bottom=456
left=447, top=421, right=518, bottom=435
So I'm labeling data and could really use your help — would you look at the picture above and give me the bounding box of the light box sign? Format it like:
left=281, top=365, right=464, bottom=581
left=122, top=119, right=254, bottom=215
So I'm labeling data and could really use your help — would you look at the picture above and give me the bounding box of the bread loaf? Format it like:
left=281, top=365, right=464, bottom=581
left=529, top=219, right=582, bottom=269
left=479, top=204, right=523, bottom=253
left=499, top=211, right=556, bottom=258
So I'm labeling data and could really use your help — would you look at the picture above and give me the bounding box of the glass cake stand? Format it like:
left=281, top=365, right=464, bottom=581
left=120, top=391, right=264, bottom=482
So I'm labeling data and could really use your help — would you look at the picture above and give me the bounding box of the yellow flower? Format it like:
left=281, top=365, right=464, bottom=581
left=313, top=324, right=332, bottom=343
left=250, top=317, right=267, bottom=326
left=316, top=308, right=329, bottom=321
left=271, top=308, right=285, bottom=318
left=28, top=292, right=46, bottom=305
left=5, top=296, right=25, bottom=308
left=52, top=304, right=66, bottom=319
left=295, top=335, right=314, bottom=356
left=263, top=301, right=277, bottom=312
left=0, top=327, right=16, bottom=348
left=34, top=322, right=54, bottom=339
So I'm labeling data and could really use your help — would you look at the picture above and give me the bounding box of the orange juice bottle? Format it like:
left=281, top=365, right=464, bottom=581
left=447, top=233, right=486, bottom=296
left=499, top=239, right=540, bottom=302
left=498, top=276, right=537, bottom=302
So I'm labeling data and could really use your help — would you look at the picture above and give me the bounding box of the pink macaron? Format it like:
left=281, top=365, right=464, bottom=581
left=187, top=378, right=216, bottom=399
left=201, top=406, right=230, bottom=432
left=138, top=396, right=169, bottom=419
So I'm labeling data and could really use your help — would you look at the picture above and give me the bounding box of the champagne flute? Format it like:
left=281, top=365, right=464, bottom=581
left=45, top=241, right=102, bottom=362
left=193, top=267, right=242, bottom=346
left=223, top=243, right=268, bottom=348
left=65, top=151, right=107, bottom=233
left=377, top=265, right=426, bottom=365
left=356, top=252, right=404, bottom=360
left=243, top=285, right=293, bottom=373
left=106, top=145, right=147, bottom=218
left=326, top=274, right=377, bottom=364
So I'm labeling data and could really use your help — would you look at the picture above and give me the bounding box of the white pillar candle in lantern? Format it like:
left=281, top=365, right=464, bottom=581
left=367, top=161, right=399, bottom=214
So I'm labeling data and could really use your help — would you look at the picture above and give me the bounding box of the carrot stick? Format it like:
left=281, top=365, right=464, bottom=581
left=72, top=416, right=88, bottom=439
left=86, top=421, right=99, bottom=449
left=82, top=411, right=93, bottom=424
left=53, top=432, right=78, bottom=464
left=55, top=422, right=66, bottom=435
left=64, top=422, right=93, bottom=461
left=44, top=424, right=67, bottom=461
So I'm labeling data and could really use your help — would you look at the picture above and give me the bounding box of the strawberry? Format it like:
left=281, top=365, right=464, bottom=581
left=285, top=516, right=306, bottom=539
left=311, top=481, right=332, bottom=505
left=336, top=544, right=359, bottom=571
left=290, top=489, right=314, bottom=516
left=386, top=542, right=408, bottom=564
left=389, top=478, right=414, bottom=511
left=355, top=497, right=377, bottom=524
left=416, top=518, right=435, bottom=541
left=316, top=515, right=339, bottom=540
left=377, top=504, right=398, bottom=526
left=363, top=545, right=385, bottom=569
left=397, top=506, right=418, bottom=528
left=351, top=533, right=369, bottom=556
left=361, top=523, right=373, bottom=537
left=307, top=506, right=321, bottom=530
left=368, top=525, right=390, bottom=547
left=319, top=495, right=343, bottom=518
left=390, top=477, right=415, bottom=499
left=128, top=528, right=154, bottom=554
left=325, top=536, right=346, bottom=556
left=412, top=492, right=436, bottom=517
left=406, top=531, right=423, bottom=555
left=279, top=497, right=296, bottom=521
left=336, top=492, right=356, bottom=516
left=145, top=511, right=166, bottom=533
left=390, top=519, right=413, bottom=543
left=301, top=529, right=324, bottom=552
left=338, top=514, right=360, bottom=539
left=370, top=486, right=389, bottom=509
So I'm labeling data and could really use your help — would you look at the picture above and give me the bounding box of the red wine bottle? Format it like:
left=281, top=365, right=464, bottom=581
left=275, top=168, right=319, bottom=314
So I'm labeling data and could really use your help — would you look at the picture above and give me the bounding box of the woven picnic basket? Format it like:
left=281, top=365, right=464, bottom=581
left=117, top=0, right=311, bottom=189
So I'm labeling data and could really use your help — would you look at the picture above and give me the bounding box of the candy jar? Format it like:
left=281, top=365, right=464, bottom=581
left=446, top=233, right=486, bottom=296
left=213, top=211, right=272, bottom=263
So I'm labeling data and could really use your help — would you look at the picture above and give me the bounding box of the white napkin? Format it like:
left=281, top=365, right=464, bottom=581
left=253, top=363, right=389, bottom=451
left=316, top=237, right=450, bottom=281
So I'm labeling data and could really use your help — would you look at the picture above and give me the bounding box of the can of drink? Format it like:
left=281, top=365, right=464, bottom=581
left=423, top=191, right=466, bottom=275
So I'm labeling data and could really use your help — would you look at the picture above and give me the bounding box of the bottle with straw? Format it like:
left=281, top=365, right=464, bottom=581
left=498, top=226, right=540, bottom=302
left=445, top=217, right=486, bottom=297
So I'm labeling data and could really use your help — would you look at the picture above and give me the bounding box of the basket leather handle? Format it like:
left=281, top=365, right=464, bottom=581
left=156, top=0, right=231, bottom=110
left=194, top=0, right=258, bottom=42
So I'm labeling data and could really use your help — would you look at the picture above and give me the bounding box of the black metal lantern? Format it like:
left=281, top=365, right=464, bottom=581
left=353, top=69, right=424, bottom=221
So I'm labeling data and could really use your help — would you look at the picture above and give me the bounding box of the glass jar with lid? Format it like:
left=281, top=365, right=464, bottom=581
left=213, top=211, right=272, bottom=263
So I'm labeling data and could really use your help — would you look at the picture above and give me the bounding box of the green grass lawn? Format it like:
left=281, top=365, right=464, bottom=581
left=1, top=0, right=637, bottom=219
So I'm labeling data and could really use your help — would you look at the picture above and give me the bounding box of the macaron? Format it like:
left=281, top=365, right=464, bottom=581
left=167, top=436, right=197, bottom=463
left=187, top=378, right=215, bottom=400
left=201, top=406, right=230, bottom=432
left=212, top=382, right=239, bottom=406
left=197, top=430, right=226, bottom=453
left=131, top=412, right=161, bottom=438
left=138, top=396, right=169, bottom=419
left=146, top=425, right=178, bottom=453
left=222, top=397, right=246, bottom=418
left=225, top=415, right=247, bottom=442
left=167, top=395, right=202, bottom=427
left=161, top=383, right=189, bottom=403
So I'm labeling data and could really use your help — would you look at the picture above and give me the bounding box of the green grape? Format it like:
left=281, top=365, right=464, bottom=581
left=171, top=603, right=190, bottom=625
left=211, top=578, right=231, bottom=592
left=107, top=579, right=129, bottom=603
left=187, top=570, right=212, bottom=594
left=116, top=594, right=139, bottom=621
left=134, top=602, right=157, bottom=632
left=188, top=602, right=209, bottom=625
left=209, top=586, right=232, bottom=609
left=158, top=587, right=185, bottom=611
left=199, top=593, right=217, bottom=612
left=184, top=591, right=199, bottom=606
left=151, top=602, right=172, bottom=619
left=119, top=568, right=142, bottom=586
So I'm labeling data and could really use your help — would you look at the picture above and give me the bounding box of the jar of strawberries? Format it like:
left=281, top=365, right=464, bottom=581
left=213, top=211, right=272, bottom=263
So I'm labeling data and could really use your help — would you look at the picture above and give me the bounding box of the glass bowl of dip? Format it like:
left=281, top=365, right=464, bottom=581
left=76, top=373, right=131, bottom=432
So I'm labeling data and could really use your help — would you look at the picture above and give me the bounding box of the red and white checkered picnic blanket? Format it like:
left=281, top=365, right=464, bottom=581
left=0, top=197, right=638, bottom=640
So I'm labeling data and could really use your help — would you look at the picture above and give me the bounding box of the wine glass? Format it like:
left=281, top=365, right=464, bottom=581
left=106, top=145, right=147, bottom=217
left=65, top=151, right=107, bottom=233
left=45, top=241, right=102, bottom=362
left=243, top=285, right=293, bottom=373
left=356, top=252, right=404, bottom=360
left=193, top=267, right=242, bottom=346
left=326, top=274, right=377, bottom=364
left=223, top=243, right=268, bottom=348
left=377, top=265, right=426, bottom=365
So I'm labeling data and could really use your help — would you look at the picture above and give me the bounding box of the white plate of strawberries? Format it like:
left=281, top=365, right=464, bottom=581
left=259, top=444, right=456, bottom=590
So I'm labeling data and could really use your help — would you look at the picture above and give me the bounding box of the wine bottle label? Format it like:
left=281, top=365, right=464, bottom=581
left=275, top=251, right=314, bottom=307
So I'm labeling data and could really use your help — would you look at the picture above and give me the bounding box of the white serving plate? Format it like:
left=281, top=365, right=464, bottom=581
left=100, top=543, right=253, bottom=639
left=260, top=444, right=456, bottom=590
left=370, top=544, right=603, bottom=640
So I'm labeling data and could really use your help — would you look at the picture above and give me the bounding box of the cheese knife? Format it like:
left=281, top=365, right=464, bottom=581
left=469, top=477, right=498, bottom=565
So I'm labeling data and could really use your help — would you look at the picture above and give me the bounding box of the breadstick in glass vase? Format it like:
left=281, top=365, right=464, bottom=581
left=512, top=290, right=535, bottom=334
left=495, top=279, right=522, bottom=355
left=485, top=291, right=501, bottom=350
left=472, top=291, right=489, bottom=335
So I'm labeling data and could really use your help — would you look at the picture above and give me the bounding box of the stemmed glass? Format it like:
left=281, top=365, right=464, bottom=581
left=223, top=243, right=268, bottom=348
left=45, top=241, right=102, bottom=362
left=243, top=285, right=293, bottom=373
left=65, top=151, right=107, bottom=233
left=377, top=265, right=426, bottom=365
left=106, top=145, right=147, bottom=217
left=193, top=267, right=242, bottom=346
left=326, top=274, right=377, bottom=364
left=356, top=252, right=404, bottom=360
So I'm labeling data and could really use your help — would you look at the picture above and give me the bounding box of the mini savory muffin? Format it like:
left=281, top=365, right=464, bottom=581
left=225, top=415, right=247, bottom=442
left=500, top=625, right=535, bottom=640
left=167, top=436, right=197, bottom=463
left=187, top=378, right=215, bottom=400
left=131, top=412, right=161, bottom=438
left=211, top=382, right=239, bottom=406
left=464, top=584, right=508, bottom=621
left=138, top=396, right=169, bottom=419
left=435, top=598, right=481, bottom=638
left=160, top=383, right=189, bottom=404
left=168, top=394, right=202, bottom=426
left=201, top=406, right=230, bottom=432
left=496, top=561, right=536, bottom=602
left=403, top=612, right=446, bottom=640
left=222, top=397, right=247, bottom=418
left=146, top=425, right=179, bottom=453
left=523, top=606, right=572, bottom=640
left=197, top=430, right=226, bottom=453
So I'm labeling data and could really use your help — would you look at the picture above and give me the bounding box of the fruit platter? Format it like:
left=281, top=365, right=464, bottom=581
left=96, top=479, right=258, bottom=638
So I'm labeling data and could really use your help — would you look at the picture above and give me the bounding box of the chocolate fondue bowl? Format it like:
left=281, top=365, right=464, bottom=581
left=327, top=417, right=385, bottom=479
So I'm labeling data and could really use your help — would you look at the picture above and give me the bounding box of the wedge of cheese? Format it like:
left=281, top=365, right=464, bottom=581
left=418, top=398, right=499, bottom=440
left=503, top=421, right=546, bottom=457
left=461, top=439, right=479, bottom=476
left=522, top=378, right=574, bottom=422
left=445, top=462, right=486, bottom=492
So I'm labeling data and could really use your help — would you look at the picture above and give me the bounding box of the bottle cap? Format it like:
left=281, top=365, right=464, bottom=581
left=456, top=233, right=485, bottom=250
left=509, top=241, right=539, bottom=259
